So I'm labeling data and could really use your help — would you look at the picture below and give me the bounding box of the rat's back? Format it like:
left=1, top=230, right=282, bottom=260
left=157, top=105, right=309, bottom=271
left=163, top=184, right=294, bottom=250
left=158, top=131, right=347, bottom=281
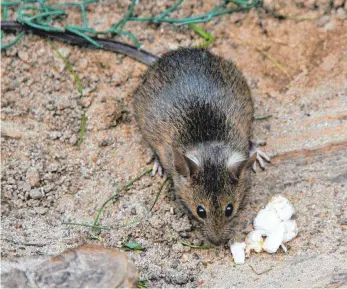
left=133, top=48, right=254, bottom=173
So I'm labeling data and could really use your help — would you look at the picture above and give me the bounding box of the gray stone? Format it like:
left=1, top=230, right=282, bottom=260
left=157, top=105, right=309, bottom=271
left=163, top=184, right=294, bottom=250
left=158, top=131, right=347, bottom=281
left=49, top=131, right=61, bottom=140
left=130, top=207, right=137, bottom=215
left=33, top=207, right=48, bottom=215
left=1, top=268, right=30, bottom=288
left=1, top=245, right=138, bottom=288
left=29, top=188, right=45, bottom=200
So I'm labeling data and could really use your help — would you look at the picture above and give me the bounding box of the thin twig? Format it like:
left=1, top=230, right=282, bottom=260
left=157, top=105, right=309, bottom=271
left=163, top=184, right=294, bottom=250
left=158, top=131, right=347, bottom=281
left=63, top=174, right=168, bottom=231
left=77, top=111, right=86, bottom=148
left=62, top=222, right=112, bottom=230
left=255, top=47, right=292, bottom=79
left=181, top=240, right=212, bottom=249
left=249, top=264, right=273, bottom=275
left=188, top=24, right=214, bottom=48
left=254, top=115, right=272, bottom=120
left=2, top=238, right=47, bottom=247
left=230, top=32, right=292, bottom=79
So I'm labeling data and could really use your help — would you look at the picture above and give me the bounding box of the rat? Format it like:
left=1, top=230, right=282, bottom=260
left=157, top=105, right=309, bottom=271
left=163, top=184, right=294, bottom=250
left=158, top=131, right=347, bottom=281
left=1, top=21, right=271, bottom=245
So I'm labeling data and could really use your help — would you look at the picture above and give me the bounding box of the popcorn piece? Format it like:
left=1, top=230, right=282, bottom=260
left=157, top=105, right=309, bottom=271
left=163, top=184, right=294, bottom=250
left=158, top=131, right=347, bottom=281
left=230, top=242, right=246, bottom=264
left=245, top=230, right=263, bottom=254
left=262, top=224, right=285, bottom=254
left=282, top=219, right=298, bottom=243
left=230, top=195, right=298, bottom=263
left=266, top=195, right=295, bottom=221
left=253, top=208, right=281, bottom=236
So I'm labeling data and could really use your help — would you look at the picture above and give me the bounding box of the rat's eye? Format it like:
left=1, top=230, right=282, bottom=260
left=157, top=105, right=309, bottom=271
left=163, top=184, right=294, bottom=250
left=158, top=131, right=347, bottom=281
left=197, top=205, right=207, bottom=219
left=225, top=204, right=234, bottom=217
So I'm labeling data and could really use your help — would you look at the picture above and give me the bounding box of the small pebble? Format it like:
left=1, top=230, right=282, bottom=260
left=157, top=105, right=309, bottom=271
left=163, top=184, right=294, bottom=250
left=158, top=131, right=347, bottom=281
left=130, top=207, right=137, bottom=215
left=26, top=168, right=40, bottom=188
left=181, top=253, right=190, bottom=263
left=18, top=51, right=29, bottom=62
left=69, top=134, right=78, bottom=146
left=34, top=207, right=48, bottom=215
left=29, top=188, right=45, bottom=200
left=49, top=131, right=62, bottom=140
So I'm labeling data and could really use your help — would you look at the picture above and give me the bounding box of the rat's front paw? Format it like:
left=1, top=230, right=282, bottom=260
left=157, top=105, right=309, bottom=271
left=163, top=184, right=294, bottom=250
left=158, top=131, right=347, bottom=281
left=249, top=140, right=271, bottom=172
left=146, top=150, right=165, bottom=177
left=152, top=157, right=164, bottom=177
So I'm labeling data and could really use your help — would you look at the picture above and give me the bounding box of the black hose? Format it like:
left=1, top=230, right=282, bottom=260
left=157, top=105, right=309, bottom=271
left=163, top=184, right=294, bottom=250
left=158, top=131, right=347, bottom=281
left=1, top=21, right=158, bottom=66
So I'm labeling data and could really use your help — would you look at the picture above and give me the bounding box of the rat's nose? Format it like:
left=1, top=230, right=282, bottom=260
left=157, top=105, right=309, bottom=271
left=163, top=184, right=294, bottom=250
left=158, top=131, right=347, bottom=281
left=206, top=233, right=227, bottom=246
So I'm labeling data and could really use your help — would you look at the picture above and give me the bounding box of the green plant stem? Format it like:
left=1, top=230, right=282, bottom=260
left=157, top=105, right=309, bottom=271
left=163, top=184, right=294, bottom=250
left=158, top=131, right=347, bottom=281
left=93, top=168, right=152, bottom=227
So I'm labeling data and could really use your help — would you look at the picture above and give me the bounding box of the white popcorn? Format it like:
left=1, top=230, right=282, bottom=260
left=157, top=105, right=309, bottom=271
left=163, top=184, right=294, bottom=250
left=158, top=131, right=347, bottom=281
left=230, top=195, right=298, bottom=263
left=253, top=208, right=281, bottom=236
left=262, top=223, right=285, bottom=254
left=245, top=230, right=263, bottom=254
left=266, top=195, right=295, bottom=221
left=230, top=242, right=246, bottom=264
left=282, top=219, right=298, bottom=243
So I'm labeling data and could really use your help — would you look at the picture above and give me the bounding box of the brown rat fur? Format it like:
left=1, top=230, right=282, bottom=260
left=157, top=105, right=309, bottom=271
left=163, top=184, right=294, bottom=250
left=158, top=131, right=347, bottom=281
left=133, top=48, right=258, bottom=245
left=0, top=23, right=269, bottom=245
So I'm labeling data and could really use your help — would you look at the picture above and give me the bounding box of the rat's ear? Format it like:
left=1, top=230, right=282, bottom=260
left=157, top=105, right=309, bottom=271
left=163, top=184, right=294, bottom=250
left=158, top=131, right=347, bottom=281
left=227, top=153, right=256, bottom=182
left=173, top=148, right=199, bottom=178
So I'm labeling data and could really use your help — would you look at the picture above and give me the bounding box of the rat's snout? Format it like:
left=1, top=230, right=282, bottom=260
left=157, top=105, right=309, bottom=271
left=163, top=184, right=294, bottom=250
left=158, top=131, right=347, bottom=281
left=204, top=225, right=230, bottom=246
left=206, top=234, right=226, bottom=246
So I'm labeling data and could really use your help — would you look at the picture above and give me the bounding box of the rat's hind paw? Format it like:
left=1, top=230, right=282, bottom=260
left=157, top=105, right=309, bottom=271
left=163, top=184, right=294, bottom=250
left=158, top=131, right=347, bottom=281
left=250, top=140, right=271, bottom=172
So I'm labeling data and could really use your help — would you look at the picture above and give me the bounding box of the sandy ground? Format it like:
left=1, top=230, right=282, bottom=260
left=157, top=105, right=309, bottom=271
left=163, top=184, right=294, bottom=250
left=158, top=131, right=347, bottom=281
left=1, top=0, right=347, bottom=287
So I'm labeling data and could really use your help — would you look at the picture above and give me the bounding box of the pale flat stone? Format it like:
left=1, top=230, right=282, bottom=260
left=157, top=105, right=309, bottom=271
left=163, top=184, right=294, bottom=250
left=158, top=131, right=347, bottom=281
left=1, top=245, right=138, bottom=288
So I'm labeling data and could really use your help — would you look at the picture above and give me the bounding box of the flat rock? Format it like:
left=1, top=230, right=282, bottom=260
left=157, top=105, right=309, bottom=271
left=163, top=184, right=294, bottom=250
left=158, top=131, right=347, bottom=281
left=1, top=244, right=138, bottom=288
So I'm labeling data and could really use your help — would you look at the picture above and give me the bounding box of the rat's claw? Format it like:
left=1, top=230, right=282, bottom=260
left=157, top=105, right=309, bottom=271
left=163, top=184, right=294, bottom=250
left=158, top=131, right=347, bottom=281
left=252, top=161, right=257, bottom=172
left=151, top=157, right=164, bottom=177
left=257, top=149, right=271, bottom=163
left=250, top=140, right=271, bottom=172
left=158, top=164, right=164, bottom=177
left=257, top=153, right=266, bottom=169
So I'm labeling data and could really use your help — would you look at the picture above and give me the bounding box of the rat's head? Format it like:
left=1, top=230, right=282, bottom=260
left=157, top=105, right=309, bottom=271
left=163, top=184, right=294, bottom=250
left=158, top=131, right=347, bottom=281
left=172, top=145, right=256, bottom=245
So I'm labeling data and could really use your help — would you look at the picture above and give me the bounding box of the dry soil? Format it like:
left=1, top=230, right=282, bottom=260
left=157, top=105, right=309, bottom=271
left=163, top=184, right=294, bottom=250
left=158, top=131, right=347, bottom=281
left=1, top=0, right=347, bottom=287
